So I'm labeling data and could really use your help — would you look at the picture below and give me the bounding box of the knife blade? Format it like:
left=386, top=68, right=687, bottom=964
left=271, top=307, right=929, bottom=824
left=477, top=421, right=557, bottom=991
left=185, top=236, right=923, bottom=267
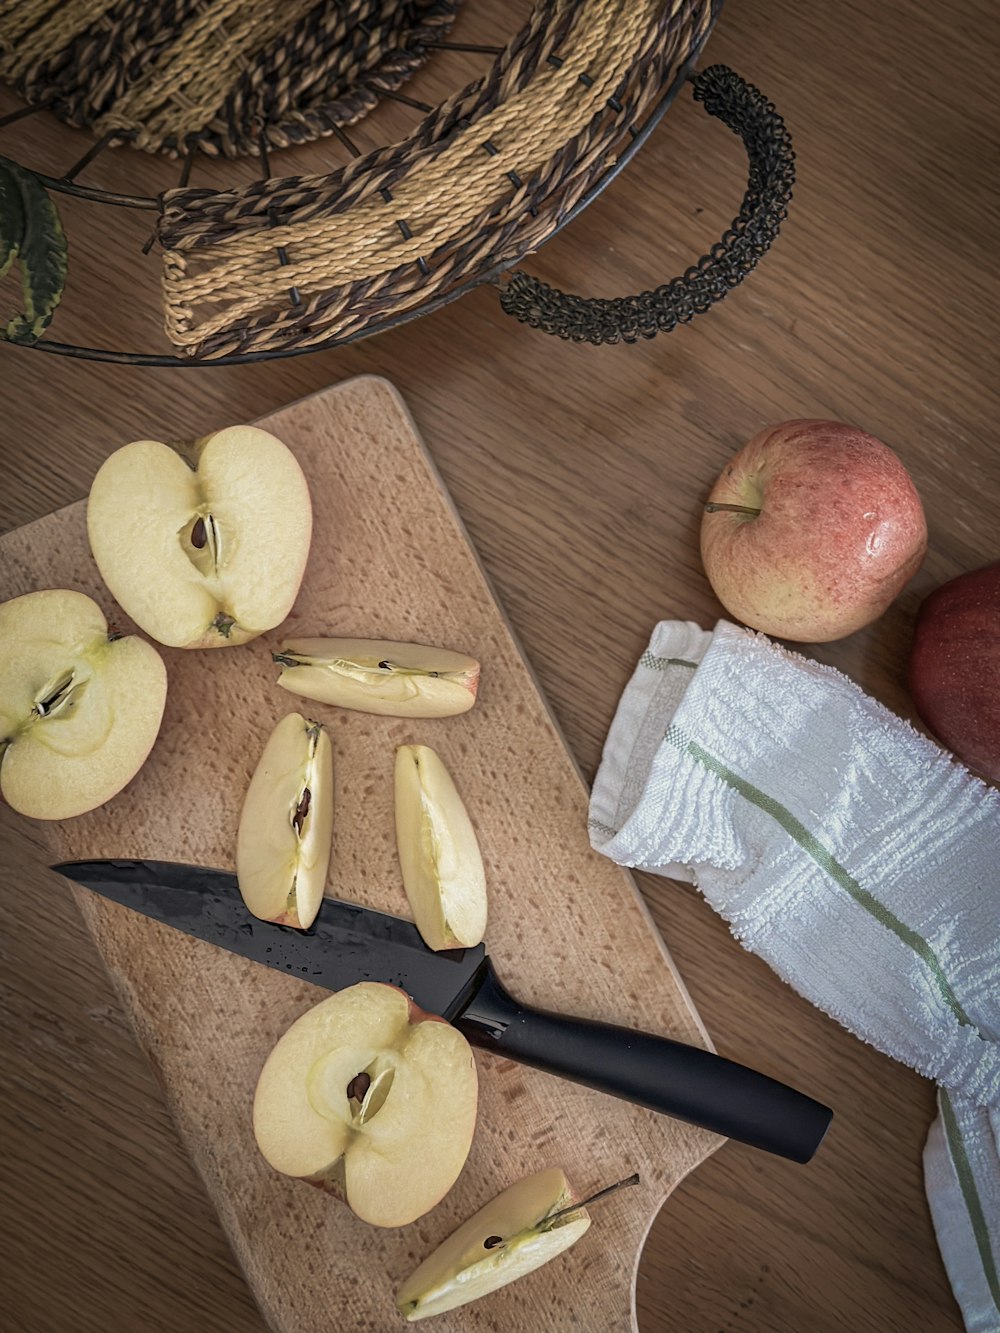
left=53, top=859, right=832, bottom=1163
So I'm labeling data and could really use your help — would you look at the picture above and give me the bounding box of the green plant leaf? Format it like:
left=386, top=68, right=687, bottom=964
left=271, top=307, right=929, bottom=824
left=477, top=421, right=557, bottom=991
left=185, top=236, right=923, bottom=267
left=0, top=157, right=24, bottom=281
left=0, top=156, right=67, bottom=344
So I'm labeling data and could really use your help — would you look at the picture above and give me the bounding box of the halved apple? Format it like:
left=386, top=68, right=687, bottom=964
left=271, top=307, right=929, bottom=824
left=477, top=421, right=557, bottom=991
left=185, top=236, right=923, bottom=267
left=274, top=638, right=479, bottom=717
left=252, top=982, right=478, bottom=1228
left=87, top=425, right=312, bottom=649
left=236, top=712, right=333, bottom=930
left=0, top=589, right=166, bottom=819
left=397, top=1168, right=591, bottom=1321
left=394, top=744, right=487, bottom=951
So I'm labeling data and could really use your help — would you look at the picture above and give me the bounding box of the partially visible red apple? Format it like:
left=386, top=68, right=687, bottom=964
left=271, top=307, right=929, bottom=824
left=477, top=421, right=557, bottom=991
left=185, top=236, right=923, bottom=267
left=700, top=420, right=927, bottom=642
left=908, top=562, right=1000, bottom=781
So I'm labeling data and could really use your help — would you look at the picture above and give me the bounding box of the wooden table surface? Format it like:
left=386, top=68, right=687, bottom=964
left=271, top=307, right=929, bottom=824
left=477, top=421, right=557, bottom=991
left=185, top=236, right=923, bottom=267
left=1, top=2, right=996, bottom=1330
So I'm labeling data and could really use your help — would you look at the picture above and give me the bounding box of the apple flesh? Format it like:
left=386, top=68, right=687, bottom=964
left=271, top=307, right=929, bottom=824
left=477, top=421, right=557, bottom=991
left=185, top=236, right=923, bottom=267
left=236, top=712, right=333, bottom=929
left=87, top=425, right=312, bottom=649
left=274, top=638, right=479, bottom=717
left=394, top=744, right=487, bottom=950
left=700, top=420, right=927, bottom=642
left=252, top=981, right=478, bottom=1228
left=0, top=589, right=166, bottom=819
left=908, top=561, right=1000, bottom=781
left=397, top=1168, right=591, bottom=1322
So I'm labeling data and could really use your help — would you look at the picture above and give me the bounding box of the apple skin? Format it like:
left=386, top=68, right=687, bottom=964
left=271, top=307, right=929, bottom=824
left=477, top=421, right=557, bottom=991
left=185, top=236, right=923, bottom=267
left=908, top=562, right=1000, bottom=781
left=700, top=420, right=927, bottom=642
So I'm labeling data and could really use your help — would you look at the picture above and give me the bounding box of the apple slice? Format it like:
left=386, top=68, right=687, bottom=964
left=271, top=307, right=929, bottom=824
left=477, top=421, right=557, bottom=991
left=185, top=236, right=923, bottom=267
left=397, top=1168, right=593, bottom=1322
left=236, top=712, right=333, bottom=929
left=274, top=638, right=479, bottom=717
left=87, top=425, right=312, bottom=649
left=394, top=744, right=487, bottom=951
left=252, top=982, right=478, bottom=1228
left=0, top=589, right=166, bottom=819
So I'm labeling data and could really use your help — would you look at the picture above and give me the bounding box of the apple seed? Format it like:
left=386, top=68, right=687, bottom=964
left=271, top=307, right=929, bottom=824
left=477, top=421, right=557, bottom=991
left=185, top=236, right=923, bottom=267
left=483, top=1235, right=504, bottom=1249
left=191, top=517, right=208, bottom=549
left=377, top=659, right=441, bottom=678
left=33, top=670, right=77, bottom=717
left=292, top=787, right=311, bottom=836
left=347, top=1071, right=372, bottom=1102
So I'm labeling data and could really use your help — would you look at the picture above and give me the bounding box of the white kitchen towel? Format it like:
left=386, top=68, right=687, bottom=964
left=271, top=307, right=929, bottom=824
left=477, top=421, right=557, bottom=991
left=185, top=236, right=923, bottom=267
left=589, top=619, right=1000, bottom=1332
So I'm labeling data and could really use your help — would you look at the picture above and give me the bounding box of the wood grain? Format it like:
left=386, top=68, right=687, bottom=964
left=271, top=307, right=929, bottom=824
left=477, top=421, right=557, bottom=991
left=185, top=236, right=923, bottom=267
left=1, top=0, right=997, bottom=1329
left=0, top=378, right=719, bottom=1332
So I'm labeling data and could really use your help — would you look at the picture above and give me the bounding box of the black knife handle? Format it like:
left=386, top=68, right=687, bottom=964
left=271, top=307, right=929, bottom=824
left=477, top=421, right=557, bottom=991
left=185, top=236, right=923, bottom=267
left=455, top=961, right=831, bottom=1163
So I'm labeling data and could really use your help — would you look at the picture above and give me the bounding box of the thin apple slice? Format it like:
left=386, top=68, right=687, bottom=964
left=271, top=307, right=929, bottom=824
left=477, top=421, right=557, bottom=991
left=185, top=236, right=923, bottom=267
left=274, top=638, right=479, bottom=717
left=396, top=1168, right=591, bottom=1321
left=252, top=982, right=478, bottom=1228
left=87, top=425, right=312, bottom=649
left=394, top=744, right=487, bottom=950
left=0, top=589, right=166, bottom=819
left=236, top=712, right=333, bottom=930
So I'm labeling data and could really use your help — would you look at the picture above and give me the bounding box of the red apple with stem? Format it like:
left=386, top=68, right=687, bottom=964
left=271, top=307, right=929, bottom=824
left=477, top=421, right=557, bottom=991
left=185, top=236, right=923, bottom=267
left=700, top=420, right=927, bottom=642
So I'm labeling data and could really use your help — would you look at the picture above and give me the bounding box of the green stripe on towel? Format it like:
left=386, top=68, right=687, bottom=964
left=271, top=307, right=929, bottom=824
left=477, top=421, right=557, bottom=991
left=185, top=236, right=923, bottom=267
left=940, top=1089, right=1000, bottom=1316
left=663, top=724, right=999, bottom=1316
left=654, top=723, right=996, bottom=1315
left=663, top=725, right=976, bottom=1031
left=639, top=652, right=700, bottom=672
left=587, top=817, right=619, bottom=839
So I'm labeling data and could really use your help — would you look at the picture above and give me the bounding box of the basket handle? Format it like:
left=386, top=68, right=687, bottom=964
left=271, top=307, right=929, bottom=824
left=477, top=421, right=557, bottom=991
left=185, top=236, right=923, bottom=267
left=496, top=65, right=795, bottom=344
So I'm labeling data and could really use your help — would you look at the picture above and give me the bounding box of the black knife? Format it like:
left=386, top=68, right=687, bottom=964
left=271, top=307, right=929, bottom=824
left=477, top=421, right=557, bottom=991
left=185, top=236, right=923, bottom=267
left=53, top=859, right=832, bottom=1163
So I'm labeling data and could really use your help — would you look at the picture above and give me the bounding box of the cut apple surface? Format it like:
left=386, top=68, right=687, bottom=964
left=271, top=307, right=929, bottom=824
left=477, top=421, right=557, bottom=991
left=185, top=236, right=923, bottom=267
left=274, top=638, right=479, bottom=717
left=0, top=589, right=166, bottom=819
left=87, top=425, right=312, bottom=649
left=236, top=712, right=333, bottom=929
left=252, top=982, right=478, bottom=1228
left=397, top=1168, right=591, bottom=1322
left=394, top=744, right=487, bottom=951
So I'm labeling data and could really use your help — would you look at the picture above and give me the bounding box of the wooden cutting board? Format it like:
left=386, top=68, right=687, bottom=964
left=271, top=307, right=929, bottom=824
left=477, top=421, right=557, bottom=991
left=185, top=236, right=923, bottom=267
left=0, top=376, right=719, bottom=1332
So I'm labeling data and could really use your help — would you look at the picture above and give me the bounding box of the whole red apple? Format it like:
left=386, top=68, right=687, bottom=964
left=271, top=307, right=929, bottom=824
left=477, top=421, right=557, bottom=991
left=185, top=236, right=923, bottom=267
left=908, top=562, right=1000, bottom=781
left=700, top=420, right=927, bottom=642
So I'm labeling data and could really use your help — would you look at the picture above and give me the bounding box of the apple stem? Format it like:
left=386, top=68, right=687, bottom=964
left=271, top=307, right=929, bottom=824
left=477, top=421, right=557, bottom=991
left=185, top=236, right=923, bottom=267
left=545, top=1172, right=640, bottom=1226
left=704, top=502, right=761, bottom=516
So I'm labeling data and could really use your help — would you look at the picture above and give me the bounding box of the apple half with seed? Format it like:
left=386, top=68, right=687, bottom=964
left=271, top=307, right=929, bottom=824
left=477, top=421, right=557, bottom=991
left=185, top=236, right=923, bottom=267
left=395, top=744, right=487, bottom=950
left=87, top=425, right=312, bottom=649
left=252, top=982, right=478, bottom=1228
left=236, top=712, right=333, bottom=930
left=397, top=1168, right=593, bottom=1321
left=0, top=589, right=166, bottom=819
left=274, top=638, right=479, bottom=717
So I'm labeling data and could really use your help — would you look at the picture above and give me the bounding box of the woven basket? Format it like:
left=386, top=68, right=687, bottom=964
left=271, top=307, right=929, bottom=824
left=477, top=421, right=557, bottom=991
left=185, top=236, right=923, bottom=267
left=0, top=0, right=795, bottom=365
